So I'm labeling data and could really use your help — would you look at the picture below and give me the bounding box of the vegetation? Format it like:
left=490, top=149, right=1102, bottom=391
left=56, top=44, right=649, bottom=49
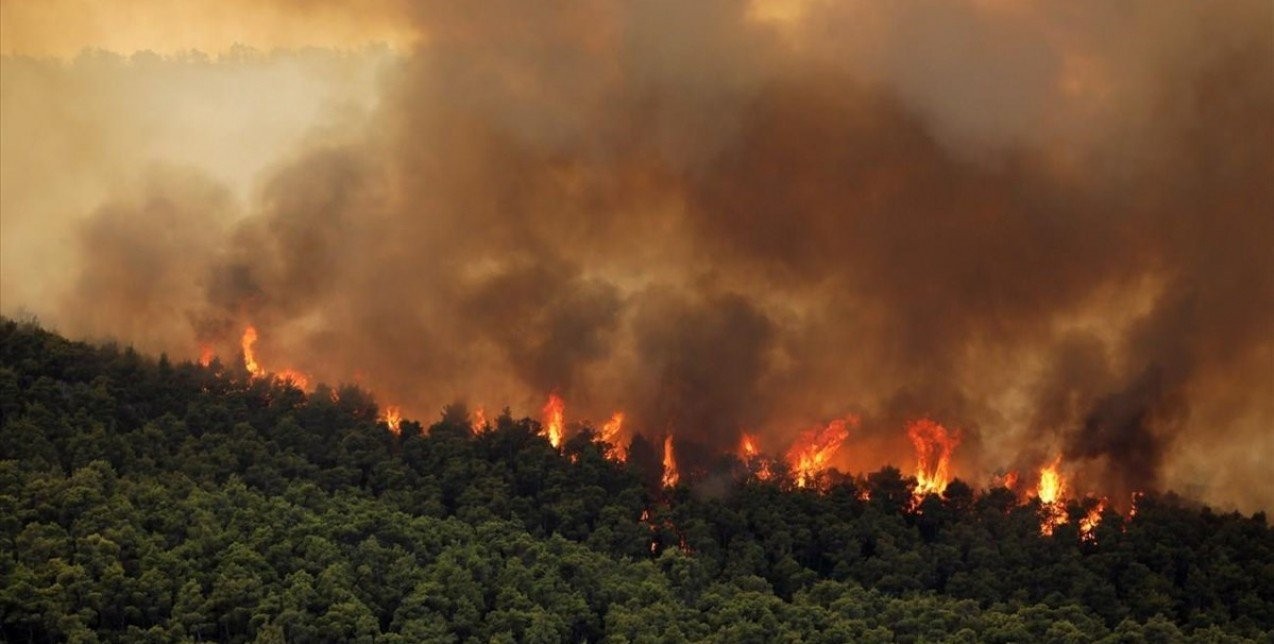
left=2, top=319, right=1271, bottom=642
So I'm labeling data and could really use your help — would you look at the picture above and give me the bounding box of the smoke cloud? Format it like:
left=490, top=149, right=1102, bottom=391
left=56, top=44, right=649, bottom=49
left=3, top=0, right=1271, bottom=510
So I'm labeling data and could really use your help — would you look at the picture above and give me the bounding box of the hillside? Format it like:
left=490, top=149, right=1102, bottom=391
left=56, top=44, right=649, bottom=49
left=1, top=319, right=1271, bottom=642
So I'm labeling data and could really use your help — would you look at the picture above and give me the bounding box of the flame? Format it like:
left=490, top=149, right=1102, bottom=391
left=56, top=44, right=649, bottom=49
left=1080, top=499, right=1106, bottom=541
left=198, top=345, right=214, bottom=367
left=1037, top=457, right=1064, bottom=504
left=471, top=407, right=488, bottom=434
left=275, top=368, right=310, bottom=390
left=908, top=418, right=961, bottom=497
left=241, top=326, right=262, bottom=376
left=998, top=470, right=1019, bottom=490
left=601, top=412, right=627, bottom=461
left=739, top=432, right=774, bottom=481
left=542, top=393, right=565, bottom=448
left=382, top=405, right=402, bottom=435
left=661, top=435, right=679, bottom=488
left=785, top=417, right=855, bottom=488
left=740, top=433, right=761, bottom=459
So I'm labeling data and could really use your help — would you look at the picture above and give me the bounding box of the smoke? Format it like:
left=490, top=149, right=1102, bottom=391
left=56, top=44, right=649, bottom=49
left=4, top=1, right=1272, bottom=510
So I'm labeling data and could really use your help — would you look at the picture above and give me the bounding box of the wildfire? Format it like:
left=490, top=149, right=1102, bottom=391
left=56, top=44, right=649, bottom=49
left=661, top=435, right=679, bottom=488
left=198, top=345, right=214, bottom=367
left=908, top=418, right=961, bottom=497
left=471, top=407, right=488, bottom=434
left=739, top=432, right=774, bottom=481
left=1037, top=457, right=1064, bottom=504
left=542, top=393, right=565, bottom=448
left=382, top=406, right=402, bottom=435
left=1080, top=499, right=1106, bottom=541
left=275, top=368, right=309, bottom=390
left=241, top=326, right=262, bottom=376
left=601, top=412, right=628, bottom=461
left=785, top=417, right=855, bottom=488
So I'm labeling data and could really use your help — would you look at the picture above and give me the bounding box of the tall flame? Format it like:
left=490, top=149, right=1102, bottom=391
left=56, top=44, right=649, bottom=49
left=908, top=418, right=961, bottom=497
left=382, top=405, right=402, bottom=435
left=785, top=417, right=855, bottom=488
left=740, top=433, right=761, bottom=460
left=1035, top=457, right=1069, bottom=535
left=601, top=412, right=627, bottom=461
left=1080, top=499, right=1106, bottom=541
left=542, top=393, right=565, bottom=448
left=471, top=407, right=488, bottom=434
left=661, top=435, right=679, bottom=488
left=1037, top=457, right=1064, bottom=505
left=241, top=325, right=262, bottom=376
left=198, top=345, right=214, bottom=367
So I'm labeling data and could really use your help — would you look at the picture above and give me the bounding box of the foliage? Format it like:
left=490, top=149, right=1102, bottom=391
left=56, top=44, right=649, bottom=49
left=2, top=319, right=1271, bottom=641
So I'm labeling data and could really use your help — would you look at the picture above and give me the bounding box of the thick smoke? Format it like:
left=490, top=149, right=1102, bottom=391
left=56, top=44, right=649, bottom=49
left=6, top=1, right=1272, bottom=509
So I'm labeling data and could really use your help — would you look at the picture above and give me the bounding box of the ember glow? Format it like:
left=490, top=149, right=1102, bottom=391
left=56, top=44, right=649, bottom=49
left=542, top=393, right=565, bottom=449
left=908, top=419, right=961, bottom=497
left=785, top=417, right=855, bottom=488
left=739, top=432, right=774, bottom=481
left=198, top=345, right=214, bottom=367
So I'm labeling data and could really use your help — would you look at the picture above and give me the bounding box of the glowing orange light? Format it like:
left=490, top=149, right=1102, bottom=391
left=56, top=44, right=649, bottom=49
left=198, top=345, right=214, bottom=367
left=661, top=435, right=679, bottom=488
left=785, top=417, right=855, bottom=488
left=382, top=405, right=402, bottom=435
left=601, top=412, right=627, bottom=461
left=241, top=326, right=262, bottom=376
left=471, top=407, right=488, bottom=434
left=908, top=418, right=961, bottom=497
left=542, top=393, right=565, bottom=448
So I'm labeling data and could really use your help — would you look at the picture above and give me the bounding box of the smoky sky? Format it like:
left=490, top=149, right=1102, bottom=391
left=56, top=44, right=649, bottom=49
left=4, top=1, right=1272, bottom=510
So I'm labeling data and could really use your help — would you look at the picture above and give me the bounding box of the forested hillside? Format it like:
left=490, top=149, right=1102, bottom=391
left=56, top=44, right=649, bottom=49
left=2, top=319, right=1271, bottom=642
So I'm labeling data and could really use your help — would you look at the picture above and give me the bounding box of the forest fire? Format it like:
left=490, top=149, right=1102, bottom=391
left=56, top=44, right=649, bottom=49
left=198, top=345, right=214, bottom=367
left=785, top=417, right=855, bottom=488
left=908, top=418, right=961, bottom=498
left=739, top=433, right=774, bottom=481
left=542, top=393, right=565, bottom=449
left=471, top=407, right=488, bottom=434
left=382, top=406, right=402, bottom=435
left=601, top=412, right=627, bottom=462
left=241, top=326, right=262, bottom=377
left=661, top=435, right=679, bottom=488
left=1036, top=458, right=1069, bottom=536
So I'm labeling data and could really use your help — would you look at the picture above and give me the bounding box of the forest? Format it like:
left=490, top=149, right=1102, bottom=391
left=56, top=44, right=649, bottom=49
left=1, top=318, right=1271, bottom=642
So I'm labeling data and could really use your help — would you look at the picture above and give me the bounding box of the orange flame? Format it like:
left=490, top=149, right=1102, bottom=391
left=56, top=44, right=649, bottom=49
left=275, top=368, right=310, bottom=390
left=198, top=345, right=214, bottom=367
left=601, top=412, right=627, bottom=461
left=785, top=417, right=855, bottom=488
left=471, top=407, right=488, bottom=434
left=1037, top=457, right=1064, bottom=505
left=908, top=418, right=961, bottom=497
left=739, top=432, right=774, bottom=481
left=661, top=435, right=679, bottom=488
left=1080, top=499, right=1106, bottom=541
left=998, top=470, right=1019, bottom=490
left=542, top=393, right=565, bottom=448
left=382, top=406, right=402, bottom=435
left=241, top=326, right=262, bottom=376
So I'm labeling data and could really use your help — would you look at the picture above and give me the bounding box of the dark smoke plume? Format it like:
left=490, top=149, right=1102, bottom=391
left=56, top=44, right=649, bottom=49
left=11, top=1, right=1272, bottom=510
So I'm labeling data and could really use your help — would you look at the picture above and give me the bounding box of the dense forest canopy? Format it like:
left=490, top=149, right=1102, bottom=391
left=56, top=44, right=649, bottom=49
left=1, top=319, right=1271, bottom=642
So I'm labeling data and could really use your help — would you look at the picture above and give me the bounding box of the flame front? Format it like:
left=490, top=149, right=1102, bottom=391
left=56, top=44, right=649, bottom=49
left=908, top=418, right=961, bottom=497
left=1036, top=458, right=1068, bottom=535
left=241, top=326, right=262, bottom=376
left=601, top=412, right=627, bottom=461
left=661, top=434, right=679, bottom=488
left=471, top=407, right=488, bottom=434
left=542, top=393, right=565, bottom=448
left=785, top=417, right=854, bottom=488
left=382, top=405, right=402, bottom=435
